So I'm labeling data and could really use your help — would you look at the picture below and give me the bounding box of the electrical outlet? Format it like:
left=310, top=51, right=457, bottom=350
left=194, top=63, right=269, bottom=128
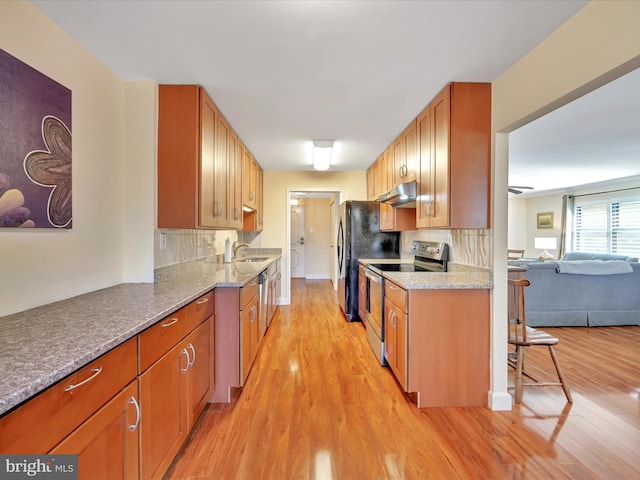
left=159, top=233, right=167, bottom=250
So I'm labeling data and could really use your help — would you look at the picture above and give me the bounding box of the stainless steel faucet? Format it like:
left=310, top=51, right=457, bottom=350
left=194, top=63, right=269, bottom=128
left=232, top=241, right=250, bottom=258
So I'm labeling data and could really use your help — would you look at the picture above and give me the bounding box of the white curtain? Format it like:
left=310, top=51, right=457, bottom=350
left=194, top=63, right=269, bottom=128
left=559, top=194, right=574, bottom=258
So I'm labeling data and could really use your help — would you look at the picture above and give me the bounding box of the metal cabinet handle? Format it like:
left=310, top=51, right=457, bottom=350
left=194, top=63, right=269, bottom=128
left=128, top=396, right=140, bottom=432
left=65, top=366, right=103, bottom=392
left=181, top=348, right=191, bottom=373
left=161, top=317, right=179, bottom=328
left=196, top=297, right=209, bottom=305
left=388, top=284, right=399, bottom=290
left=250, top=305, right=257, bottom=322
left=188, top=343, right=196, bottom=367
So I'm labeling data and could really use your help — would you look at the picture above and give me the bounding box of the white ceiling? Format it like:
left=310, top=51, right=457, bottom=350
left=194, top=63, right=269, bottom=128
left=33, top=0, right=628, bottom=195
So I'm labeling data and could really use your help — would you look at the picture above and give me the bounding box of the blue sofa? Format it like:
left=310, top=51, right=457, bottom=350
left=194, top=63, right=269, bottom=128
left=511, top=253, right=640, bottom=327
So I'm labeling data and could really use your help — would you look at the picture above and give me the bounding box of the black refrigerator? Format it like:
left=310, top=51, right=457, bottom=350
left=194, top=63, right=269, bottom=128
left=337, top=200, right=400, bottom=321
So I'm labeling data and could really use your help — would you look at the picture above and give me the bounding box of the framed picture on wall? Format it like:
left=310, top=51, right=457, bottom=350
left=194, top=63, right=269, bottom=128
left=537, top=212, right=553, bottom=229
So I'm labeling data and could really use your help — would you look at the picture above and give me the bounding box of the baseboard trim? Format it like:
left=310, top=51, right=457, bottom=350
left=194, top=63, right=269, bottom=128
left=488, top=391, right=512, bottom=411
left=305, top=274, right=330, bottom=280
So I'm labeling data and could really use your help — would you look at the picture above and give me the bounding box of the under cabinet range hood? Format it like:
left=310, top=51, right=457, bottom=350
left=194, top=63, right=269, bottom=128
left=377, top=181, right=417, bottom=206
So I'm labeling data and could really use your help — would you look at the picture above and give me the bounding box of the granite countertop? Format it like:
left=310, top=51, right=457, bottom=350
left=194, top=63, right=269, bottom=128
left=359, top=259, right=493, bottom=290
left=0, top=252, right=280, bottom=417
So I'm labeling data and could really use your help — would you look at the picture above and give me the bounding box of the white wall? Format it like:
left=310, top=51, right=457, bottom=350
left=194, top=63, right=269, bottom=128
left=0, top=2, right=154, bottom=317
left=492, top=0, right=640, bottom=410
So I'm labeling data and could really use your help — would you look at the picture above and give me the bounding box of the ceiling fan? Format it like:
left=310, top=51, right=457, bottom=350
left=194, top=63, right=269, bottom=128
left=508, top=185, right=534, bottom=195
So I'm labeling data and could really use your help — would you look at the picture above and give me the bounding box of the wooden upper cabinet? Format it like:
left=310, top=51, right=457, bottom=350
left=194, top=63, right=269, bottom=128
left=391, top=136, right=404, bottom=187
left=158, top=84, right=248, bottom=230
left=401, top=119, right=418, bottom=183
left=366, top=164, right=376, bottom=200
left=416, top=104, right=432, bottom=229
left=417, top=82, right=491, bottom=229
left=228, top=130, right=243, bottom=229
left=242, top=147, right=257, bottom=209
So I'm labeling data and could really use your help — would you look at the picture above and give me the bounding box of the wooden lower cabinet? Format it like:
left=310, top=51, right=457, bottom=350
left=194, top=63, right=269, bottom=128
left=50, top=381, right=140, bottom=480
left=240, top=293, right=260, bottom=384
left=213, top=275, right=263, bottom=402
left=358, top=265, right=367, bottom=322
left=0, top=337, right=138, bottom=455
left=384, top=281, right=490, bottom=407
left=139, top=316, right=214, bottom=480
left=384, top=297, right=407, bottom=391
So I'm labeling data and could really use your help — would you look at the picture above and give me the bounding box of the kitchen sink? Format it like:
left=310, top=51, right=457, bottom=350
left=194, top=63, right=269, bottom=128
left=235, top=257, right=269, bottom=263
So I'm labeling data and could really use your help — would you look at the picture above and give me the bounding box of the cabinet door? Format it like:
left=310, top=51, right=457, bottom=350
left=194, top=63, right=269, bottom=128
left=366, top=165, right=376, bottom=200
left=185, top=317, right=214, bottom=429
left=358, top=266, right=367, bottom=322
left=50, top=381, right=139, bottom=480
left=215, top=114, right=230, bottom=228
left=431, top=85, right=451, bottom=228
left=416, top=104, right=432, bottom=229
left=379, top=203, right=394, bottom=231
left=139, top=342, right=189, bottom=480
left=242, top=146, right=254, bottom=208
left=228, top=129, right=243, bottom=229
left=199, top=91, right=217, bottom=228
left=256, top=165, right=263, bottom=231
left=240, top=295, right=259, bottom=385
left=394, top=307, right=408, bottom=391
left=402, top=119, right=418, bottom=183
left=392, top=136, right=405, bottom=187
left=384, top=301, right=396, bottom=371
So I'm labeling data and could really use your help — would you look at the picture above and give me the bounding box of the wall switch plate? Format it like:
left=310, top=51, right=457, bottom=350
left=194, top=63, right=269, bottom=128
left=159, top=233, right=167, bottom=250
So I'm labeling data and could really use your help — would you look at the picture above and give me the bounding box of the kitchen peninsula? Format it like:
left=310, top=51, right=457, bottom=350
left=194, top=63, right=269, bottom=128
left=359, top=258, right=492, bottom=407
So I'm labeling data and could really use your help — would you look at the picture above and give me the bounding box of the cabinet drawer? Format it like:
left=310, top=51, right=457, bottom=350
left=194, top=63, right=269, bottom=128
left=186, top=291, right=214, bottom=331
left=139, top=307, right=189, bottom=372
left=240, top=276, right=259, bottom=309
left=0, top=337, right=137, bottom=454
left=385, top=280, right=407, bottom=312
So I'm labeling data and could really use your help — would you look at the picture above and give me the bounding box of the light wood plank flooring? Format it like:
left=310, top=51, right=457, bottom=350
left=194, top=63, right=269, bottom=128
left=165, top=279, right=640, bottom=479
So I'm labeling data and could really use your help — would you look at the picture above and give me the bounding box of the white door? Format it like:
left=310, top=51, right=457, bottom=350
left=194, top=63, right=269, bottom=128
left=290, top=206, right=306, bottom=278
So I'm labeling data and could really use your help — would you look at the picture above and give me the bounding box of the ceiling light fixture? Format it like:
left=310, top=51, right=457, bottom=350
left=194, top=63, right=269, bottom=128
left=313, top=140, right=334, bottom=171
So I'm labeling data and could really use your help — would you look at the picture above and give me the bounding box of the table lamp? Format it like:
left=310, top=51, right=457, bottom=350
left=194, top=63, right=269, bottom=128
left=534, top=237, right=557, bottom=260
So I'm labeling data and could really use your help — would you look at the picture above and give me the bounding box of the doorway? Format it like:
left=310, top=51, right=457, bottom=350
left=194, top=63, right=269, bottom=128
left=286, top=189, right=342, bottom=297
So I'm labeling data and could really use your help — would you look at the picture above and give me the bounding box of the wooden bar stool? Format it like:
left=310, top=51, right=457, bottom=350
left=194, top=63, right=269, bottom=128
left=508, top=278, right=572, bottom=404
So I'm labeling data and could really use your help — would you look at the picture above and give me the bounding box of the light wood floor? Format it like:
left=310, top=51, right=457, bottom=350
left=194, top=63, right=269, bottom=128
left=165, top=279, right=640, bottom=479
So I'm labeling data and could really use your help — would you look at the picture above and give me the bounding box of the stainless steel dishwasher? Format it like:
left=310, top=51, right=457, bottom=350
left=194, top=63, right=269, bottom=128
left=258, top=261, right=276, bottom=340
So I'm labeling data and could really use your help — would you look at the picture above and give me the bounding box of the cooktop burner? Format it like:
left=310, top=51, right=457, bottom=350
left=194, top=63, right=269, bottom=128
left=367, top=263, right=433, bottom=272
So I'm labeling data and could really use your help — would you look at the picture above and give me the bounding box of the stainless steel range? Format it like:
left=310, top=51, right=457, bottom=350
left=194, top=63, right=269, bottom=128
left=363, top=241, right=448, bottom=364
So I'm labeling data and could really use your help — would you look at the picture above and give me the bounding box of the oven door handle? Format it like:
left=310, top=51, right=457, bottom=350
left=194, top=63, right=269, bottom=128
left=364, top=269, right=383, bottom=283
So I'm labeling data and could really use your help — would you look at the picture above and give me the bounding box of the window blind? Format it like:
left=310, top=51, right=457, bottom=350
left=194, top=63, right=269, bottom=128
left=573, top=196, right=640, bottom=257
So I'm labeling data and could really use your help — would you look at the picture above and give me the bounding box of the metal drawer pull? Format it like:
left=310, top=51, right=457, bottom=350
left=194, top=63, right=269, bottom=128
left=188, top=343, right=196, bottom=367
left=161, top=317, right=179, bottom=328
left=389, top=285, right=399, bottom=290
left=128, top=396, right=140, bottom=432
left=64, top=366, right=103, bottom=392
left=196, top=297, right=209, bottom=305
left=181, top=348, right=191, bottom=373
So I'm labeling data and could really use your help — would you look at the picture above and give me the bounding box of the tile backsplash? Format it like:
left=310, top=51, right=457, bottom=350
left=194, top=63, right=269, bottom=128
left=402, top=229, right=493, bottom=269
left=155, top=229, right=248, bottom=268
left=155, top=227, right=492, bottom=270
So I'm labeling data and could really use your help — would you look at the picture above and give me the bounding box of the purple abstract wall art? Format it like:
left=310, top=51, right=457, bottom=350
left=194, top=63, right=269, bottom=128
left=0, top=48, right=72, bottom=228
